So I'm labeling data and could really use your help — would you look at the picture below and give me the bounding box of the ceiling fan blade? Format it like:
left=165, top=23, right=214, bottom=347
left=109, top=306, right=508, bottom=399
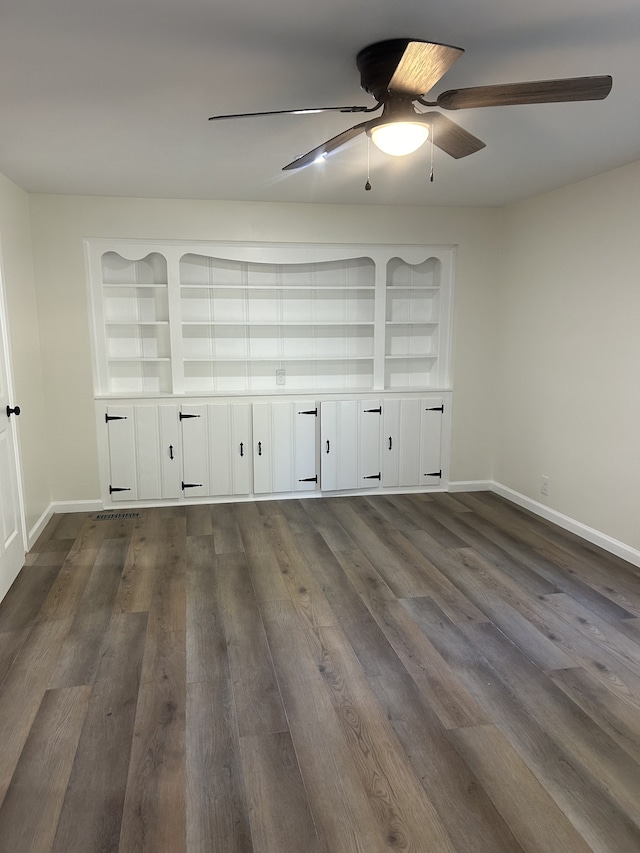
left=419, top=112, right=486, bottom=159
left=282, top=122, right=369, bottom=171
left=435, top=76, right=613, bottom=110
left=388, top=40, right=464, bottom=96
left=208, top=105, right=374, bottom=121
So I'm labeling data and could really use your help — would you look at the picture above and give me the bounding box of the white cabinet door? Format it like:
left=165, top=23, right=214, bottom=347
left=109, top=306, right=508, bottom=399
left=382, top=398, right=444, bottom=488
left=320, top=400, right=359, bottom=491
left=321, top=400, right=381, bottom=491
left=106, top=404, right=180, bottom=501
left=179, top=405, right=208, bottom=498
left=382, top=398, right=423, bottom=488
left=252, top=401, right=317, bottom=495
left=421, top=398, right=444, bottom=486
left=105, top=405, right=136, bottom=501
left=359, top=400, right=382, bottom=486
left=181, top=403, right=252, bottom=497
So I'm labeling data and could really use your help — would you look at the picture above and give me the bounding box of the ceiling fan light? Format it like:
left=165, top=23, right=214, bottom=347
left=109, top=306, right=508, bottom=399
left=369, top=122, right=429, bottom=156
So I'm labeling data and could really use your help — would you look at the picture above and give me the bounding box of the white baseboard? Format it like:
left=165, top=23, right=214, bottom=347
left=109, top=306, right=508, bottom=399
left=489, top=481, right=640, bottom=569
left=27, top=504, right=55, bottom=549
left=28, top=499, right=103, bottom=549
left=448, top=480, right=493, bottom=493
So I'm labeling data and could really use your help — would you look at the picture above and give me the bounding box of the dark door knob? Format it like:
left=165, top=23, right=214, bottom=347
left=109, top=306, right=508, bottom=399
left=6, top=405, right=20, bottom=417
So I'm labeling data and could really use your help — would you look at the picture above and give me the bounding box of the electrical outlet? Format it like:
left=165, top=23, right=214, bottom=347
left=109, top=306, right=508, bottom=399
left=541, top=475, right=550, bottom=496
left=275, top=369, right=286, bottom=386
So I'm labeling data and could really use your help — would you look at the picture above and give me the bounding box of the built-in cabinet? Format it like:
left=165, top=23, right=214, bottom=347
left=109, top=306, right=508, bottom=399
left=88, top=239, right=454, bottom=506
left=179, top=403, right=252, bottom=498
left=104, top=404, right=180, bottom=501
left=252, top=401, right=318, bottom=494
left=98, top=396, right=450, bottom=505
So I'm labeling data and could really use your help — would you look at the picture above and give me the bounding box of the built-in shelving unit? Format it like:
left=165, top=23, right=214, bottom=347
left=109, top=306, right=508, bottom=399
left=178, top=254, right=375, bottom=394
left=86, top=241, right=453, bottom=397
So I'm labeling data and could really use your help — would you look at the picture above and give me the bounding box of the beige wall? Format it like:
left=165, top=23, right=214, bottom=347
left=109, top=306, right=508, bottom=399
left=28, top=195, right=502, bottom=501
left=0, top=174, right=51, bottom=535
left=497, top=160, right=640, bottom=550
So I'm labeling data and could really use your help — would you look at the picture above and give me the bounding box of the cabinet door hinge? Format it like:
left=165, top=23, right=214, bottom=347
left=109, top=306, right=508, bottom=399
left=109, top=485, right=131, bottom=494
left=425, top=404, right=444, bottom=413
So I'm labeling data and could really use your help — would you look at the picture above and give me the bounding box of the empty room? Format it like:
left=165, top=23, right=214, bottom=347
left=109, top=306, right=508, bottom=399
left=0, top=0, right=639, bottom=850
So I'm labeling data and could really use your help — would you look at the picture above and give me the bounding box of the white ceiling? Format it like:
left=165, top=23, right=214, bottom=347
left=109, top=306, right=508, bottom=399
left=1, top=0, right=639, bottom=207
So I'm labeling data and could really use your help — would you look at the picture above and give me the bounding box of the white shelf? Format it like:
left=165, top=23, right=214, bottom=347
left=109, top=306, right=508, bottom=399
left=106, top=321, right=170, bottom=326
left=108, top=357, right=171, bottom=362
left=89, top=243, right=453, bottom=396
left=181, top=320, right=374, bottom=326
left=183, top=355, right=374, bottom=363
left=104, top=283, right=168, bottom=289
left=180, top=284, right=375, bottom=291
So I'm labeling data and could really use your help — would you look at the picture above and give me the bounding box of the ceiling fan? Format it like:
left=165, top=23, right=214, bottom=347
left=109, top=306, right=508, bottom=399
left=208, top=38, right=612, bottom=171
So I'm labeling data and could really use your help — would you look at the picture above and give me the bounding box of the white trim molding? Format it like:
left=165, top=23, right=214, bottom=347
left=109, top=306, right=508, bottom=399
left=489, top=481, right=640, bottom=569
left=448, top=480, right=494, bottom=493
left=28, top=500, right=103, bottom=550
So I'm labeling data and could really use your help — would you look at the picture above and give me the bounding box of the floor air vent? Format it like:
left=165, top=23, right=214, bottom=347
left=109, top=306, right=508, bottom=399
left=95, top=512, right=141, bottom=520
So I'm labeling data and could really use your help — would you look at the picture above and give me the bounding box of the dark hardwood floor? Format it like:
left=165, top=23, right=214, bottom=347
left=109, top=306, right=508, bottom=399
left=1, top=491, right=639, bottom=852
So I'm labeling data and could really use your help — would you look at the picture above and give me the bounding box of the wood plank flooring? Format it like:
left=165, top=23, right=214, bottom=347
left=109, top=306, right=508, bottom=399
left=1, top=491, right=640, bottom=852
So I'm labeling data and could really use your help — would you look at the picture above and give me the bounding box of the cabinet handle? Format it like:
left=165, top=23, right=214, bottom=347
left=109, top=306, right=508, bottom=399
left=239, top=441, right=244, bottom=457
left=363, top=473, right=382, bottom=480
left=364, top=406, right=382, bottom=414
left=326, top=440, right=330, bottom=454
left=109, top=485, right=131, bottom=494
left=258, top=441, right=262, bottom=456
left=6, top=405, right=21, bottom=418
left=388, top=436, right=393, bottom=451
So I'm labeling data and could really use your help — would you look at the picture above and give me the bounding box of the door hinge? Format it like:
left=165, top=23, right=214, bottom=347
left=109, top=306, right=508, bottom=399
left=298, top=476, right=318, bottom=483
left=298, top=408, right=318, bottom=416
left=105, top=414, right=127, bottom=422
left=363, top=406, right=382, bottom=414
left=425, top=404, right=444, bottom=413
left=179, top=412, right=201, bottom=420
left=109, top=485, right=131, bottom=494
left=363, top=472, right=382, bottom=480
left=425, top=469, right=442, bottom=478
left=181, top=481, right=203, bottom=490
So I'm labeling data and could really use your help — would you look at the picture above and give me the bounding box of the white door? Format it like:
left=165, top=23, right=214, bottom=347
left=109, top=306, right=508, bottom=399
left=105, top=405, right=136, bottom=500
left=106, top=404, right=180, bottom=501
left=320, top=400, right=381, bottom=491
left=252, top=401, right=317, bottom=495
left=320, top=400, right=359, bottom=491
left=0, top=257, right=26, bottom=600
left=181, top=403, right=252, bottom=498
left=421, top=398, right=444, bottom=485
left=382, top=398, right=423, bottom=488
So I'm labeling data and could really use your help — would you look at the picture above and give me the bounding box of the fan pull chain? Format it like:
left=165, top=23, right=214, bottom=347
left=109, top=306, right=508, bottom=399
left=429, top=123, right=435, bottom=182
left=365, top=136, right=372, bottom=191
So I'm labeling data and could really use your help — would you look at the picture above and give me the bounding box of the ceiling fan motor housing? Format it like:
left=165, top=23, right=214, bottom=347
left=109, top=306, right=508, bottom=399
left=356, top=39, right=416, bottom=101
